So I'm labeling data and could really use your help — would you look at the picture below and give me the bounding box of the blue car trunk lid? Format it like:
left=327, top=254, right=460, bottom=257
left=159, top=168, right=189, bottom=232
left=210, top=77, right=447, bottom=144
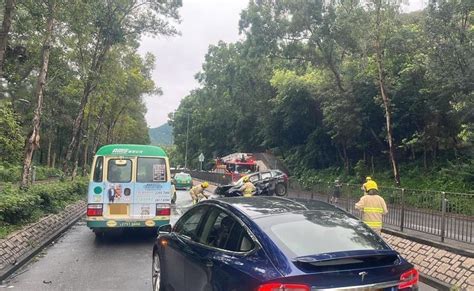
left=282, top=249, right=408, bottom=289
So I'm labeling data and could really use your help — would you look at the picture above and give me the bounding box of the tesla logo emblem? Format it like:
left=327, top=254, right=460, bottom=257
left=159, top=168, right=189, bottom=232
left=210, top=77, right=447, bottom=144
left=359, top=271, right=368, bottom=282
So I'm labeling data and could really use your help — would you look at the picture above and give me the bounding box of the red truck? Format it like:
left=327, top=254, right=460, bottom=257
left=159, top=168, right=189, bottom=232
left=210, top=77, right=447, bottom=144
left=213, top=153, right=258, bottom=182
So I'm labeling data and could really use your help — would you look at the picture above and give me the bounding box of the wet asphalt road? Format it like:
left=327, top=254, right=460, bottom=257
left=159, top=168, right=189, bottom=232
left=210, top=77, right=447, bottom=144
left=3, top=189, right=435, bottom=291
left=3, top=190, right=194, bottom=291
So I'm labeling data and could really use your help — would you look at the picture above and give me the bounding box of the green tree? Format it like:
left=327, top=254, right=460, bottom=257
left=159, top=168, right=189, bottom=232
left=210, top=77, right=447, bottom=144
left=21, top=0, right=56, bottom=188
left=62, top=0, right=181, bottom=174
left=0, top=102, right=22, bottom=163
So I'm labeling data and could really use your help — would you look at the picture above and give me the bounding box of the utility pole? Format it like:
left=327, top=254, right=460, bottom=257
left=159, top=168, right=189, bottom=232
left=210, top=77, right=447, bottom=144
left=184, top=113, right=190, bottom=170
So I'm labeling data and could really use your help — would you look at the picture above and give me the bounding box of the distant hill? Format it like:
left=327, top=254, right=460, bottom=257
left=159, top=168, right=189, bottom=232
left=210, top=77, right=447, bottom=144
left=149, top=123, right=173, bottom=145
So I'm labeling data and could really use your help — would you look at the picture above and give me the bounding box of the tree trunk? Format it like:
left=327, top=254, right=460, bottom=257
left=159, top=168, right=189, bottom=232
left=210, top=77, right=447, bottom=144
left=314, top=41, right=345, bottom=92
left=20, top=1, right=55, bottom=188
left=105, top=122, right=113, bottom=144
left=62, top=42, right=112, bottom=174
left=336, top=146, right=345, bottom=165
left=0, top=0, right=16, bottom=77
left=82, top=142, right=89, bottom=176
left=52, top=152, right=56, bottom=168
left=63, top=81, right=92, bottom=174
left=47, top=137, right=52, bottom=167
left=423, top=144, right=427, bottom=170
left=71, top=118, right=87, bottom=181
left=71, top=141, right=80, bottom=181
left=342, top=144, right=349, bottom=174
left=39, top=147, right=44, bottom=164
left=56, top=126, right=62, bottom=167
left=431, top=145, right=437, bottom=166
left=92, top=106, right=106, bottom=154
left=374, top=0, right=400, bottom=186
left=81, top=109, right=91, bottom=176
left=106, top=105, right=126, bottom=144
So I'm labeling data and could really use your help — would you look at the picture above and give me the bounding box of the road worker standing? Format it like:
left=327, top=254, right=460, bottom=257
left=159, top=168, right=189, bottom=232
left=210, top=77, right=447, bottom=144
left=355, top=182, right=388, bottom=234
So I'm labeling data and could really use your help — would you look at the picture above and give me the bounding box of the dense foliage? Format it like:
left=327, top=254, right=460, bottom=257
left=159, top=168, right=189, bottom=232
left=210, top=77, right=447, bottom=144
left=0, top=0, right=181, bottom=184
left=0, top=102, right=23, bottom=164
left=171, top=0, right=473, bottom=189
left=0, top=179, right=87, bottom=237
left=0, top=164, right=62, bottom=183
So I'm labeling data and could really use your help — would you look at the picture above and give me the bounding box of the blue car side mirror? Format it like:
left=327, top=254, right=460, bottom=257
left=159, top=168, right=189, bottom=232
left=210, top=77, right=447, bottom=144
left=158, top=224, right=172, bottom=233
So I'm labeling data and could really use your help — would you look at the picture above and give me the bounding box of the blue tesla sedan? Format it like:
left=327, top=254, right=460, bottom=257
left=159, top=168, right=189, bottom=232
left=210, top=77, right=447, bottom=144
left=152, top=197, right=418, bottom=291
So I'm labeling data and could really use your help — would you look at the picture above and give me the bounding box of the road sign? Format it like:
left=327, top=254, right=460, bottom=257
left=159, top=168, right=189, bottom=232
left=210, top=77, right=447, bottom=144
left=198, top=153, right=205, bottom=162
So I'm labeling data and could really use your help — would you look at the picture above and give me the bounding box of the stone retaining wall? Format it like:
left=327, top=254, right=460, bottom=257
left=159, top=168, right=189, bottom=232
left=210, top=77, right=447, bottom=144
left=382, top=232, right=473, bottom=290
left=0, top=200, right=86, bottom=273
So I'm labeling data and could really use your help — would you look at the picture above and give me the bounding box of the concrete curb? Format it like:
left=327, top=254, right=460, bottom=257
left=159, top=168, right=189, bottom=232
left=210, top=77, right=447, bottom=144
left=0, top=210, right=85, bottom=282
left=419, top=273, right=451, bottom=291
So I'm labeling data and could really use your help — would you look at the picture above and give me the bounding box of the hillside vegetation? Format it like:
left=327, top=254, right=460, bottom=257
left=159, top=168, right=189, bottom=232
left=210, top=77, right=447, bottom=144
left=170, top=0, right=473, bottom=192
left=149, top=123, right=174, bottom=146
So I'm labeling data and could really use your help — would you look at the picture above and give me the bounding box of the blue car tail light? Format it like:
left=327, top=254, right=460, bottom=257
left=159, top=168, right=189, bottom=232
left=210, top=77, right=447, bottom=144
left=398, top=268, right=418, bottom=289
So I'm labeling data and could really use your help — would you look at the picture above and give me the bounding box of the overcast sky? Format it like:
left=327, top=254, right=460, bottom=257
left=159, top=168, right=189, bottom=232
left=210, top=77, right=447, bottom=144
left=138, top=0, right=425, bottom=128
left=138, top=0, right=248, bottom=128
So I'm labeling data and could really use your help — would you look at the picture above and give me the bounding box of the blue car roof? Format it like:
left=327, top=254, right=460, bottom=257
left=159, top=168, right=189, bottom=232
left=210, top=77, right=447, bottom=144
left=208, top=196, right=341, bottom=219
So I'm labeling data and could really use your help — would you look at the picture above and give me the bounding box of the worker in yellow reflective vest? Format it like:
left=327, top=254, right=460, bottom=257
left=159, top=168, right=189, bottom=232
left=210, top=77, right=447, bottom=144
left=239, top=176, right=256, bottom=197
left=355, top=182, right=388, bottom=234
left=190, top=182, right=210, bottom=204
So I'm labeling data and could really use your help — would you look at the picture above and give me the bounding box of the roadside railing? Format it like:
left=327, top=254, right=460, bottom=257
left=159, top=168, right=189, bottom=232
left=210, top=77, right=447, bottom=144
left=288, top=180, right=474, bottom=244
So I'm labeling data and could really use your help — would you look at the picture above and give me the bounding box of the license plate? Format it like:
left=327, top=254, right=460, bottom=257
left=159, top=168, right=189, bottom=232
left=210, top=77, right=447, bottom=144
left=109, top=204, right=128, bottom=215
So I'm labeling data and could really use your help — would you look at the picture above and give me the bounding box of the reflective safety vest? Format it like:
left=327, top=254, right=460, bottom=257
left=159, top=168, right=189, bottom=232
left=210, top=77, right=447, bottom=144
left=240, top=182, right=256, bottom=197
left=190, top=185, right=204, bottom=196
left=355, top=194, right=388, bottom=230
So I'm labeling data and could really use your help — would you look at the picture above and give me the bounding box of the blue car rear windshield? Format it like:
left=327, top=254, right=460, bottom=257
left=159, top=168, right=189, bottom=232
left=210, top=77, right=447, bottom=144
left=255, top=211, right=386, bottom=257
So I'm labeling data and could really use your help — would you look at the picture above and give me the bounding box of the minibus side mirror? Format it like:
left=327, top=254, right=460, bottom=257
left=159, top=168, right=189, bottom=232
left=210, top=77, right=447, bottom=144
left=158, top=224, right=172, bottom=234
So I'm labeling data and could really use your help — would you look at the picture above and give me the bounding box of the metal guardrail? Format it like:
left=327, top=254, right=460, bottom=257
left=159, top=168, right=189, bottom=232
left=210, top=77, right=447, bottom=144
left=288, top=180, right=474, bottom=244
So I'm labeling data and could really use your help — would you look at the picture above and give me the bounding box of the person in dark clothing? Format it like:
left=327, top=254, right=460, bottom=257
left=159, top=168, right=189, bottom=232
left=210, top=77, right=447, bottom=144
left=330, top=179, right=342, bottom=204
